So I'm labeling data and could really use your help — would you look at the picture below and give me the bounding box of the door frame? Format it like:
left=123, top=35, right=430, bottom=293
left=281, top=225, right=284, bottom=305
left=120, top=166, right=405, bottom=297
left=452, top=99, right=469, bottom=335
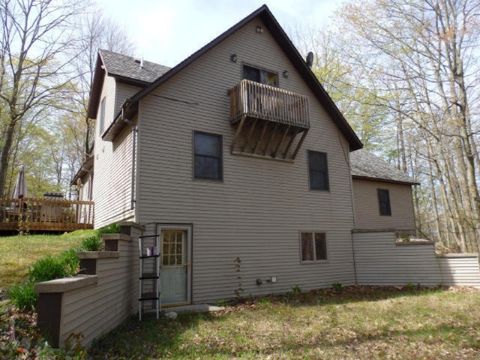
left=156, top=224, right=192, bottom=306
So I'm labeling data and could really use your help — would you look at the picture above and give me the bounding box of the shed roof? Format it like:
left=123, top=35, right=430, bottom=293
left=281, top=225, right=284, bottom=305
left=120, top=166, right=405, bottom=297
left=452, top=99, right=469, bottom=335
left=350, top=149, right=418, bottom=185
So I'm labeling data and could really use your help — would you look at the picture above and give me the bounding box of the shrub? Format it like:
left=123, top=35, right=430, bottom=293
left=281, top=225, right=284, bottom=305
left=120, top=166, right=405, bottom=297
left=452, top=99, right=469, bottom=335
left=98, top=223, right=120, bottom=236
left=29, top=256, right=67, bottom=283
left=81, top=235, right=103, bottom=251
left=9, top=282, right=37, bottom=311
left=59, top=249, right=80, bottom=276
left=332, top=282, right=343, bottom=293
left=291, top=285, right=302, bottom=295
left=29, top=250, right=79, bottom=283
left=78, top=223, right=119, bottom=251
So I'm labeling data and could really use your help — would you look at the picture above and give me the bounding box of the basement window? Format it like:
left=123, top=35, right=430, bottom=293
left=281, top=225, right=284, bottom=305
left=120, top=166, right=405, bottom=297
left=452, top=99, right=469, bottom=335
left=301, top=232, right=327, bottom=262
left=194, top=131, right=223, bottom=181
left=377, top=189, right=392, bottom=216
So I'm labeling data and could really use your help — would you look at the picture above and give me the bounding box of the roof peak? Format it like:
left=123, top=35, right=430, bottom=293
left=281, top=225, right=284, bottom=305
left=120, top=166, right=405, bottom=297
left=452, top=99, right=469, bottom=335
left=111, top=4, right=362, bottom=150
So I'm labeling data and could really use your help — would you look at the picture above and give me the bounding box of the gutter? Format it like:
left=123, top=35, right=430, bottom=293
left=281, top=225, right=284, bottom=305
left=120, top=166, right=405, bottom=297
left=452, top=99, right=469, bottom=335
left=352, top=175, right=420, bottom=186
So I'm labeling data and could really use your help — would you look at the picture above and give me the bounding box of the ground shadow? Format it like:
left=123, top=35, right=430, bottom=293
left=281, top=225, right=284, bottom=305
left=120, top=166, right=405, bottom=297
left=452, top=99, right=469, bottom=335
left=88, top=286, right=456, bottom=358
left=89, top=311, right=220, bottom=358
left=242, top=285, right=448, bottom=309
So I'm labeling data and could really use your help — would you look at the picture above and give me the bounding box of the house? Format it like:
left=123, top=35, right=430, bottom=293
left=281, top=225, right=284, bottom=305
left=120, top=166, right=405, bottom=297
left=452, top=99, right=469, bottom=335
left=75, top=5, right=418, bottom=306
left=350, top=149, right=418, bottom=235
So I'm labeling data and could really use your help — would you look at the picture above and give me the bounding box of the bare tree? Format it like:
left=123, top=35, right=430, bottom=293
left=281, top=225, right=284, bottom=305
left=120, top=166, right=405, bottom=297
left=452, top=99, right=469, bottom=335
left=73, top=9, right=135, bottom=155
left=291, top=27, right=386, bottom=149
left=0, top=0, right=84, bottom=196
left=335, top=0, right=480, bottom=252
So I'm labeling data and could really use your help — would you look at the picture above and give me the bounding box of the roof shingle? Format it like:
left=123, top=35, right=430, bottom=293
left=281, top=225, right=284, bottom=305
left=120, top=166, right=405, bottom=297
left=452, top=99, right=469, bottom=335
left=99, top=49, right=170, bottom=84
left=350, top=149, right=418, bottom=185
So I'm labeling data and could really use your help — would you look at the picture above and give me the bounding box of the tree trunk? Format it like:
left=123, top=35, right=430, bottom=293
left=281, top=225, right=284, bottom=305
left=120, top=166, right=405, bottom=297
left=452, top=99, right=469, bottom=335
left=0, top=121, right=17, bottom=196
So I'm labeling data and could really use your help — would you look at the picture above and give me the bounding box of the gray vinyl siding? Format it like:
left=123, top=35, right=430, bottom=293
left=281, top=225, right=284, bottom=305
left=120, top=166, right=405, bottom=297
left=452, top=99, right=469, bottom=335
left=437, top=255, right=480, bottom=286
left=93, top=75, right=135, bottom=228
left=59, top=240, right=137, bottom=346
left=352, top=178, right=415, bottom=231
left=136, top=18, right=356, bottom=303
left=353, top=232, right=480, bottom=287
left=354, top=232, right=441, bottom=285
left=115, top=82, right=142, bottom=115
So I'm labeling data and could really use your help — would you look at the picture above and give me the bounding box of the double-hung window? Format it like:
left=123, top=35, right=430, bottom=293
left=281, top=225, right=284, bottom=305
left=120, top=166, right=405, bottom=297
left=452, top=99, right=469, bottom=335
left=308, top=151, right=329, bottom=191
left=301, top=232, right=327, bottom=262
left=193, top=131, right=223, bottom=181
left=377, top=189, right=392, bottom=216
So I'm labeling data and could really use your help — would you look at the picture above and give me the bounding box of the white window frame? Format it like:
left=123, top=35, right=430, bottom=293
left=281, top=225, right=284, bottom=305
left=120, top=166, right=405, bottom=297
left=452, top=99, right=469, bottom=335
left=299, top=231, right=328, bottom=264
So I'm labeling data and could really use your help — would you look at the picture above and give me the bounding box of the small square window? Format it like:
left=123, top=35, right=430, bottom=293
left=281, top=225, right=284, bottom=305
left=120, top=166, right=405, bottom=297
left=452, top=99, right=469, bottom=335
left=377, top=189, right=392, bottom=216
left=300, top=232, right=327, bottom=262
left=194, top=131, right=223, bottom=180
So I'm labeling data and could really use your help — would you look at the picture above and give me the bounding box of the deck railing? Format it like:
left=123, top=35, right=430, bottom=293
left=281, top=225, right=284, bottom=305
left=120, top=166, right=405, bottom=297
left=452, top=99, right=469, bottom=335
left=229, top=79, right=310, bottom=129
left=0, top=197, right=94, bottom=231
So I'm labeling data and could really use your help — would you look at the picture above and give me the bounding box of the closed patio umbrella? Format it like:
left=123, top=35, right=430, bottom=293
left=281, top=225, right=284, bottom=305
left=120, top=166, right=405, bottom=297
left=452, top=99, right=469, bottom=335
left=12, top=165, right=27, bottom=199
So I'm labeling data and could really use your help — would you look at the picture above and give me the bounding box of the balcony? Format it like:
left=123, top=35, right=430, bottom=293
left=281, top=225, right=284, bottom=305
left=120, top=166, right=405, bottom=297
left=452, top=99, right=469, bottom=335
left=229, top=80, right=310, bottom=161
left=0, top=197, right=94, bottom=232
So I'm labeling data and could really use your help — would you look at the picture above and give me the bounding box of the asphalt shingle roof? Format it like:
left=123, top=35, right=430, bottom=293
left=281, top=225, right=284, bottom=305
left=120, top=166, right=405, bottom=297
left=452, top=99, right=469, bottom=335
left=99, top=49, right=170, bottom=84
left=350, top=149, right=418, bottom=185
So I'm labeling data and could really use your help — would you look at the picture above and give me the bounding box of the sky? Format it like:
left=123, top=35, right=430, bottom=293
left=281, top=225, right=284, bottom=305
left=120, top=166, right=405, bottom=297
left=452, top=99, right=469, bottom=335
left=96, top=0, right=342, bottom=67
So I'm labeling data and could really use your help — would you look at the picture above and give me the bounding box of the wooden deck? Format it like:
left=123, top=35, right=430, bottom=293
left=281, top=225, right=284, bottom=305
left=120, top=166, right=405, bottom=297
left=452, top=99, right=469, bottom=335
left=228, top=80, right=310, bottom=160
left=0, top=197, right=94, bottom=232
left=229, top=79, right=310, bottom=129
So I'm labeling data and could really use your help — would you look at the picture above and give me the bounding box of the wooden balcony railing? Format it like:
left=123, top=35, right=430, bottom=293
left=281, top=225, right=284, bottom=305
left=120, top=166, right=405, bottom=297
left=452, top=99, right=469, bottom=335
left=0, top=197, right=94, bottom=232
left=229, top=79, right=310, bottom=129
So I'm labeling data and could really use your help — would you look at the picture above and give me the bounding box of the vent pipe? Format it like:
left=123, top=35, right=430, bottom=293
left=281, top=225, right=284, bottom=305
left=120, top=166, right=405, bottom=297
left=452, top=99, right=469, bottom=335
left=306, top=52, right=314, bottom=69
left=134, top=57, right=144, bottom=68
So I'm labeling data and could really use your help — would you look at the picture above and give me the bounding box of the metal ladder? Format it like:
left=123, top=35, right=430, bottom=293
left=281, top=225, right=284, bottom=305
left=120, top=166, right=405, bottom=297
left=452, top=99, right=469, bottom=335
left=138, top=234, right=161, bottom=320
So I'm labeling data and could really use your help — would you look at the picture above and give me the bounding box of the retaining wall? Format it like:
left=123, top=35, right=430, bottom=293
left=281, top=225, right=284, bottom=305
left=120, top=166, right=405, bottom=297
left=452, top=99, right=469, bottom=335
left=35, top=224, right=141, bottom=347
left=353, top=231, right=480, bottom=287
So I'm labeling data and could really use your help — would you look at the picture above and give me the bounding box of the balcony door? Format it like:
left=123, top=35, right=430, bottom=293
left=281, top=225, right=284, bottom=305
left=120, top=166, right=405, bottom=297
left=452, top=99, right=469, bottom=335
left=243, top=65, right=278, bottom=87
left=158, top=225, right=192, bottom=305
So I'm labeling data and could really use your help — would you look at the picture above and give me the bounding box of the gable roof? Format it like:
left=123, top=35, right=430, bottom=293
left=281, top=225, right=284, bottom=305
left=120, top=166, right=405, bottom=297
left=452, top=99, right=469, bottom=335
left=106, top=4, right=363, bottom=151
left=350, top=149, right=418, bottom=185
left=87, top=50, right=170, bottom=118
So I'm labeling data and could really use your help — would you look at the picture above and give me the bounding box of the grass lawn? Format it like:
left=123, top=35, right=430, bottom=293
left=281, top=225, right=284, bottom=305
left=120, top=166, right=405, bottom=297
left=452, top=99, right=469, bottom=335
left=90, top=287, right=480, bottom=359
left=0, top=229, right=96, bottom=290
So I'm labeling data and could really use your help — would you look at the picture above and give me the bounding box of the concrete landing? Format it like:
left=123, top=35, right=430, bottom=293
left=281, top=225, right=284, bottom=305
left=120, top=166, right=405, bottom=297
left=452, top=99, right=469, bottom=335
left=164, top=304, right=225, bottom=314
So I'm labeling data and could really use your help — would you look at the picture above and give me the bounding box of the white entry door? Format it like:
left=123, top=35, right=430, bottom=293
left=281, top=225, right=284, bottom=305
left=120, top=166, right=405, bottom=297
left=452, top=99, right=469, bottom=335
left=159, top=227, right=191, bottom=305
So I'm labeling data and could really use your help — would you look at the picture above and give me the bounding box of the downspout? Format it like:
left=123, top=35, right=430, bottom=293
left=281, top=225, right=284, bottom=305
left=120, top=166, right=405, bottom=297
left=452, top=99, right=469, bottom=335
left=131, top=125, right=137, bottom=211
left=336, top=133, right=359, bottom=286
left=346, top=145, right=359, bottom=285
